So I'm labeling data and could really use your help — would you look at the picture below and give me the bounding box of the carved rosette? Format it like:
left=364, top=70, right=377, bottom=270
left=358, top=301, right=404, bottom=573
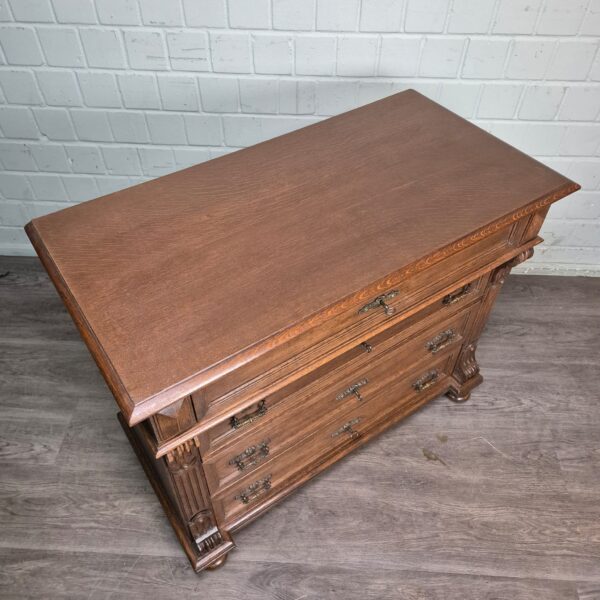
left=166, top=438, right=223, bottom=556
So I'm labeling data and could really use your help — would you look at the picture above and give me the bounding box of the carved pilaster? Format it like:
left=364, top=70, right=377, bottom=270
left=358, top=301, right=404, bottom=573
left=165, top=438, right=229, bottom=562
left=447, top=248, right=534, bottom=403
left=166, top=439, right=205, bottom=519
left=118, top=411, right=233, bottom=573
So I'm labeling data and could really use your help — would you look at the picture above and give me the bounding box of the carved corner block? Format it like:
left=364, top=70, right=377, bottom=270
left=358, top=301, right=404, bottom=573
left=150, top=396, right=197, bottom=444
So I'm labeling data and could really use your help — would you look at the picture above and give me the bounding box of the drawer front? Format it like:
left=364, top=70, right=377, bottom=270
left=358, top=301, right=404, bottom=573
left=212, top=349, right=459, bottom=527
left=204, top=305, right=476, bottom=496
left=193, top=222, right=519, bottom=417
left=193, top=272, right=489, bottom=447
left=199, top=289, right=480, bottom=464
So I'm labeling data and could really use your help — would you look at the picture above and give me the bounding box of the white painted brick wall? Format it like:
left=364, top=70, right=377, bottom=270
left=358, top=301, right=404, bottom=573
left=253, top=33, right=293, bottom=74
left=77, top=72, right=121, bottom=107
left=80, top=28, right=126, bottom=69
left=117, top=72, right=160, bottom=108
left=0, top=0, right=598, bottom=276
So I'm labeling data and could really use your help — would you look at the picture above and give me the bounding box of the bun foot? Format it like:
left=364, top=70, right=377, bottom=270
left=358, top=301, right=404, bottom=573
left=205, top=554, right=228, bottom=571
left=447, top=372, right=482, bottom=404
left=447, top=389, right=471, bottom=403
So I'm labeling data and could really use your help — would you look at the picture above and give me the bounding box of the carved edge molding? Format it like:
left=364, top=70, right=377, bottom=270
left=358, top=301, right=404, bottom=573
left=128, top=186, right=572, bottom=426
left=166, top=438, right=227, bottom=559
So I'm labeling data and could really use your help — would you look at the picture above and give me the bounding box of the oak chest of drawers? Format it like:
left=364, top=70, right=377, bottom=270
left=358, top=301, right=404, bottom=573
left=25, top=90, right=579, bottom=573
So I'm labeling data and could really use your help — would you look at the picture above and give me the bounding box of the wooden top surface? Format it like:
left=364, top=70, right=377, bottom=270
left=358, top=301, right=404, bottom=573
left=26, top=90, right=577, bottom=424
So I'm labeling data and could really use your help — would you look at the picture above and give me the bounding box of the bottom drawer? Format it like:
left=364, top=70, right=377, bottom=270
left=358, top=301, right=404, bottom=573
left=213, top=348, right=458, bottom=527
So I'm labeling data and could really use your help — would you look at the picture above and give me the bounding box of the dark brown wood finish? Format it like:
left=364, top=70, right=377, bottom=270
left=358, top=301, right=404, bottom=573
left=23, top=90, right=579, bottom=573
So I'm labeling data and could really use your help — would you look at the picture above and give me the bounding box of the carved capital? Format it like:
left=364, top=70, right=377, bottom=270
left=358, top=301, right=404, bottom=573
left=166, top=438, right=200, bottom=474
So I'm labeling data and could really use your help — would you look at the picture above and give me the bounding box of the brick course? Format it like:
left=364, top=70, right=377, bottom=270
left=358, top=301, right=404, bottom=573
left=0, top=0, right=597, bottom=275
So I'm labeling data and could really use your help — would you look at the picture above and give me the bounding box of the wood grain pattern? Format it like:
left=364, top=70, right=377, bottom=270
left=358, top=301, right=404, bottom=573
left=24, top=90, right=578, bottom=424
left=1, top=256, right=599, bottom=597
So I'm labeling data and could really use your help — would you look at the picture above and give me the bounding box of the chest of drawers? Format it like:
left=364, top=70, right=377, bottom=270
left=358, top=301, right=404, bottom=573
left=25, top=90, right=579, bottom=573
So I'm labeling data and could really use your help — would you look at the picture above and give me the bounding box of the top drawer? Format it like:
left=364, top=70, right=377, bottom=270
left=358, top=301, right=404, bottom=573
left=193, top=222, right=521, bottom=419
left=192, top=272, right=488, bottom=454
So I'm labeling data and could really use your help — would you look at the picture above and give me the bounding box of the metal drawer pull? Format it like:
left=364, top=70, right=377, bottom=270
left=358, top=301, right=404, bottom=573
left=442, top=283, right=472, bottom=305
left=331, top=417, right=362, bottom=440
left=229, top=440, right=270, bottom=472
left=230, top=400, right=267, bottom=430
left=361, top=342, right=373, bottom=353
left=358, top=290, right=399, bottom=316
left=336, top=378, right=369, bottom=402
left=412, top=369, right=440, bottom=392
left=426, top=329, right=456, bottom=354
left=235, top=474, right=272, bottom=505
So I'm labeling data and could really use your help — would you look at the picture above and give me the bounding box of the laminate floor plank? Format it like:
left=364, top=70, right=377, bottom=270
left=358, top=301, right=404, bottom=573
left=1, top=257, right=599, bottom=599
left=578, top=584, right=600, bottom=600
left=0, top=549, right=582, bottom=600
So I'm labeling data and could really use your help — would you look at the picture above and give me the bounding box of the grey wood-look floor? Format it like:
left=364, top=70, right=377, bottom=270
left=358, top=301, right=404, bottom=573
left=1, top=255, right=599, bottom=600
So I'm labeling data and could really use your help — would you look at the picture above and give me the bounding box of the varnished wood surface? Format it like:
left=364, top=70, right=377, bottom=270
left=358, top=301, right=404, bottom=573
left=1, top=256, right=599, bottom=599
left=25, top=90, right=578, bottom=424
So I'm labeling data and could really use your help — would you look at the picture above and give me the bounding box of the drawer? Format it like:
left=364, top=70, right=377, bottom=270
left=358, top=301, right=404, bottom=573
left=202, top=301, right=477, bottom=495
left=192, top=223, right=517, bottom=418
left=213, top=349, right=459, bottom=527
left=193, top=271, right=489, bottom=443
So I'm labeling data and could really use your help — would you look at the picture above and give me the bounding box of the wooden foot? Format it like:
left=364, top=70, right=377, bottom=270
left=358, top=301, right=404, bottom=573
left=446, top=372, right=482, bottom=403
left=446, top=388, right=471, bottom=403
left=205, top=553, right=228, bottom=571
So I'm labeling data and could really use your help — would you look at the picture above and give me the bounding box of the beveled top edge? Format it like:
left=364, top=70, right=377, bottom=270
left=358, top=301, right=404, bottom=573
left=123, top=179, right=578, bottom=426
left=25, top=89, right=580, bottom=425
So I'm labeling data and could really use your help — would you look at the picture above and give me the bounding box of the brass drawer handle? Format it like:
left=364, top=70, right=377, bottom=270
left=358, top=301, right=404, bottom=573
left=229, top=439, right=270, bottom=472
left=426, top=329, right=456, bottom=354
left=331, top=417, right=361, bottom=440
left=358, top=290, right=399, bottom=317
left=230, top=400, right=267, bottom=430
left=412, top=369, right=439, bottom=392
left=442, top=283, right=472, bottom=305
left=336, top=378, right=369, bottom=402
left=235, top=474, right=272, bottom=505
